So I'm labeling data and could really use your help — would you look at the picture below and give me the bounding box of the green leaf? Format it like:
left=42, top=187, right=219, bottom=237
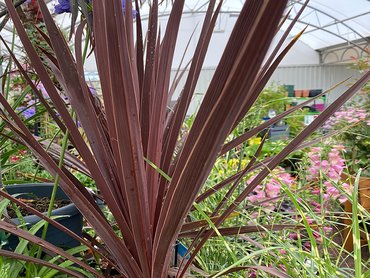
left=39, top=245, right=90, bottom=278
left=352, top=170, right=362, bottom=278
left=10, top=216, right=65, bottom=278
left=144, top=157, right=172, bottom=182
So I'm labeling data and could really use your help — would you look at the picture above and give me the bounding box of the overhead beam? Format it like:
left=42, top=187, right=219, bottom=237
left=288, top=0, right=370, bottom=44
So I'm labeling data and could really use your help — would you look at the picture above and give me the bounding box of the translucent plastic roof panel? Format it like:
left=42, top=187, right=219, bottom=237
left=284, top=0, right=370, bottom=49
left=0, top=0, right=369, bottom=54
left=141, top=0, right=370, bottom=50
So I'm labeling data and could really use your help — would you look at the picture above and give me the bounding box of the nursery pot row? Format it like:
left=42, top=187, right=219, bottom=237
left=4, top=183, right=84, bottom=250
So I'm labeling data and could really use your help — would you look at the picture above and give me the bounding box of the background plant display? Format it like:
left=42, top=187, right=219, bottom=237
left=324, top=108, right=370, bottom=177
left=189, top=140, right=368, bottom=277
left=323, top=51, right=370, bottom=177
left=236, top=84, right=307, bottom=138
left=0, top=1, right=369, bottom=278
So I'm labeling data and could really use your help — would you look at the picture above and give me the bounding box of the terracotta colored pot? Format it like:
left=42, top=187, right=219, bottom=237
left=294, top=90, right=303, bottom=97
left=342, top=175, right=370, bottom=209
left=341, top=175, right=370, bottom=252
left=359, top=177, right=370, bottom=209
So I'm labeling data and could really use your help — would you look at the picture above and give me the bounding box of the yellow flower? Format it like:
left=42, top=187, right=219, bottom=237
left=248, top=137, right=262, bottom=146
left=228, top=158, right=239, bottom=169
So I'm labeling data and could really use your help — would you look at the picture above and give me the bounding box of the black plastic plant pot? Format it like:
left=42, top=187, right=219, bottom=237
left=309, top=89, right=322, bottom=97
left=268, top=125, right=290, bottom=141
left=4, top=183, right=82, bottom=250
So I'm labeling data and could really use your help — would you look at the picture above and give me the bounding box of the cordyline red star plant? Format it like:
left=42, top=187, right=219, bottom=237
left=0, top=0, right=369, bottom=277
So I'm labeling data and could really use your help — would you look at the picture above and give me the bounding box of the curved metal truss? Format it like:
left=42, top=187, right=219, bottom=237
left=319, top=38, right=369, bottom=64
left=1, top=0, right=369, bottom=63
left=288, top=0, right=370, bottom=50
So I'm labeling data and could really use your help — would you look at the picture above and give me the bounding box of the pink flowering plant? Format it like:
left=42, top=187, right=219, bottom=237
left=324, top=106, right=370, bottom=177
left=265, top=144, right=353, bottom=255
left=303, top=144, right=352, bottom=204
left=350, top=49, right=370, bottom=97
left=247, top=167, right=295, bottom=211
left=324, top=51, right=370, bottom=177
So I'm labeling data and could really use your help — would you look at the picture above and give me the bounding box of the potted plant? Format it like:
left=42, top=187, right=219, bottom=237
left=340, top=173, right=370, bottom=252
left=0, top=0, right=368, bottom=277
left=324, top=96, right=370, bottom=209
left=323, top=55, right=370, bottom=251
left=4, top=183, right=83, bottom=250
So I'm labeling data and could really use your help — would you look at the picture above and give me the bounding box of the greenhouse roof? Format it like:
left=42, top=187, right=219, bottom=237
left=284, top=0, right=370, bottom=50
left=144, top=0, right=370, bottom=50
left=0, top=0, right=369, bottom=54
left=139, top=0, right=370, bottom=49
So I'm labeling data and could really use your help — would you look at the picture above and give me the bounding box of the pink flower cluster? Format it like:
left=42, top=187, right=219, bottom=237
left=324, top=107, right=370, bottom=129
left=35, top=81, right=49, bottom=99
left=288, top=226, right=333, bottom=251
left=306, top=145, right=351, bottom=203
left=287, top=212, right=334, bottom=252
left=9, top=149, right=28, bottom=163
left=247, top=167, right=295, bottom=210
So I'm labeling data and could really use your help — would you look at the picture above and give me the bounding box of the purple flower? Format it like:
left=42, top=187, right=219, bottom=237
left=303, top=242, right=311, bottom=251
left=122, top=0, right=138, bottom=18
left=18, top=106, right=36, bottom=119
left=89, top=86, right=97, bottom=96
left=17, top=99, right=37, bottom=119
left=289, top=233, right=298, bottom=240
left=55, top=0, right=71, bottom=14
left=55, top=0, right=137, bottom=17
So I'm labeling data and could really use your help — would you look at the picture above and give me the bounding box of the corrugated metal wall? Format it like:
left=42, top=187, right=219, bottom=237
left=266, top=65, right=362, bottom=103
left=86, top=64, right=363, bottom=115
left=176, top=64, right=362, bottom=115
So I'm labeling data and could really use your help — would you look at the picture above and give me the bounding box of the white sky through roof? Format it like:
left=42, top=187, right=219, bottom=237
left=0, top=0, right=369, bottom=63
